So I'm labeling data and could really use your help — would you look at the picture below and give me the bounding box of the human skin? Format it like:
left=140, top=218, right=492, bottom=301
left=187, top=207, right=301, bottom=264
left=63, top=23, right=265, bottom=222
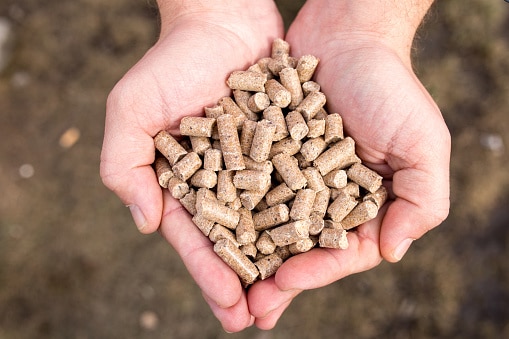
left=100, top=0, right=450, bottom=333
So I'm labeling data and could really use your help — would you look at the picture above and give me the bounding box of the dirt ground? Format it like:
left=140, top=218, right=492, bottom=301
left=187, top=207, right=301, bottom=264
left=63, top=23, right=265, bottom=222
left=0, top=0, right=508, bottom=338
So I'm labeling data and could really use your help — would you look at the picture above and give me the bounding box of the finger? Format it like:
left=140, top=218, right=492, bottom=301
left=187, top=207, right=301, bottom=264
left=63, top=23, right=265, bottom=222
left=202, top=291, right=254, bottom=333
left=158, top=190, right=243, bottom=309
left=254, top=299, right=294, bottom=330
left=274, top=206, right=385, bottom=292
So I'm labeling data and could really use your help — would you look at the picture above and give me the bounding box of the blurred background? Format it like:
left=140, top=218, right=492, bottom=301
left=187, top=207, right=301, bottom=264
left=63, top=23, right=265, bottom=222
left=0, top=0, right=508, bottom=338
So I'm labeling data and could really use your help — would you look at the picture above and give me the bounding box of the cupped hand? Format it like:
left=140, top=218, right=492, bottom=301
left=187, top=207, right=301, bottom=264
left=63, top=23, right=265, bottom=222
left=247, top=1, right=451, bottom=329
left=100, top=1, right=284, bottom=332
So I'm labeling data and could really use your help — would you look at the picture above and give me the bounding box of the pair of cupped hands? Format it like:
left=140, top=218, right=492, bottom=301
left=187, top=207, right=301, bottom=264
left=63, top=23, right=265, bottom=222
left=100, top=0, right=450, bottom=332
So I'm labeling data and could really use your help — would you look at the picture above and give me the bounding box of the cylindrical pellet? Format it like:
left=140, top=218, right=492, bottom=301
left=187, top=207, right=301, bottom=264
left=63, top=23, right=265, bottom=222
left=189, top=169, right=217, bottom=189
left=172, top=152, right=202, bottom=181
left=289, top=237, right=315, bottom=254
left=192, top=214, right=215, bottom=236
left=239, top=181, right=271, bottom=211
left=216, top=114, right=245, bottom=171
left=240, top=242, right=258, bottom=259
left=301, top=167, right=326, bottom=192
left=204, top=104, right=224, bottom=119
left=327, top=191, right=358, bottom=222
left=226, top=71, right=267, bottom=92
left=347, top=163, right=383, bottom=193
left=272, top=153, right=307, bottom=191
left=167, top=177, right=189, bottom=199
left=247, top=92, right=270, bottom=112
left=302, top=80, right=320, bottom=96
left=279, top=67, right=303, bottom=109
left=313, top=137, right=358, bottom=176
left=209, top=224, right=239, bottom=246
left=250, top=119, right=276, bottom=162
left=323, top=169, right=348, bottom=188
left=233, top=89, right=258, bottom=121
left=253, top=204, right=290, bottom=231
left=296, top=54, right=320, bottom=83
left=265, top=183, right=296, bottom=207
left=363, top=186, right=388, bottom=208
left=179, top=189, right=197, bottom=216
left=307, top=119, right=326, bottom=138
left=268, top=220, right=310, bottom=247
left=243, top=156, right=273, bottom=173
left=155, top=156, right=173, bottom=188
left=319, top=228, right=349, bottom=249
left=255, top=253, right=283, bottom=280
left=233, top=170, right=271, bottom=191
left=189, top=136, right=211, bottom=156
left=309, top=212, right=325, bottom=235
left=180, top=117, right=216, bottom=137
left=312, top=186, right=330, bottom=218
left=263, top=106, right=289, bottom=141
left=300, top=137, right=327, bottom=162
left=324, top=113, right=344, bottom=143
left=296, top=91, right=326, bottom=121
left=331, top=182, right=360, bottom=200
left=203, top=148, right=223, bottom=171
left=154, top=130, right=187, bottom=166
left=290, top=189, right=316, bottom=221
left=265, top=79, right=291, bottom=108
left=236, top=208, right=257, bottom=245
left=269, top=137, right=302, bottom=159
left=240, top=119, right=257, bottom=156
left=214, top=238, right=259, bottom=285
left=274, top=245, right=292, bottom=261
left=271, top=38, right=290, bottom=59
left=197, top=198, right=240, bottom=229
left=227, top=197, right=243, bottom=211
left=341, top=200, right=379, bottom=230
left=216, top=170, right=237, bottom=203
left=256, top=57, right=274, bottom=79
left=219, top=97, right=247, bottom=129
left=256, top=231, right=277, bottom=255
left=285, top=110, right=309, bottom=141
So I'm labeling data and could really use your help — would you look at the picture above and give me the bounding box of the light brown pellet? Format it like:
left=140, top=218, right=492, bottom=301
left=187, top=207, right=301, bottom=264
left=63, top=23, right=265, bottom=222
left=268, top=220, right=310, bottom=247
left=324, top=113, right=344, bottom=144
left=302, top=167, right=326, bottom=192
left=274, top=245, right=292, bottom=261
left=271, top=38, right=290, bottom=60
left=239, top=182, right=271, bottom=211
left=285, top=110, right=309, bottom=141
left=189, top=169, right=217, bottom=189
left=272, top=153, right=307, bottom=191
left=319, top=228, right=349, bottom=249
left=239, top=119, right=257, bottom=156
left=250, top=119, right=276, bottom=162
left=265, top=79, right=291, bottom=108
left=216, top=114, right=245, bottom=171
left=196, top=187, right=217, bottom=205
left=363, top=186, right=388, bottom=208
left=172, top=152, right=202, bottom=182
left=253, top=204, right=290, bottom=231
left=204, top=104, right=224, bottom=119
left=341, top=200, right=378, bottom=230
left=279, top=67, right=303, bottom=109
left=219, top=97, right=247, bottom=129
left=309, top=212, right=325, bottom=235
left=313, top=137, right=358, bottom=176
left=255, top=253, right=283, bottom=280
left=296, top=54, right=320, bottom=83
left=167, top=176, right=189, bottom=199
left=189, top=136, right=211, bottom=156
left=324, top=219, right=343, bottom=230
left=295, top=91, right=326, bottom=121
left=203, top=148, right=223, bottom=171
left=226, top=71, right=267, bottom=93
left=314, top=107, right=329, bottom=120
left=180, top=117, right=216, bottom=137
left=192, top=214, right=215, bottom=236
left=306, top=119, right=326, bottom=138
left=155, top=156, right=173, bottom=188
left=265, top=183, right=296, bottom=207
left=209, top=224, right=239, bottom=246
left=290, top=189, right=316, bottom=221
left=179, top=189, right=197, bottom=216
left=236, top=208, right=257, bottom=245
left=216, top=170, right=237, bottom=203
left=300, top=137, right=327, bottom=162
left=233, top=170, right=271, bottom=191
left=263, top=105, right=289, bottom=141
left=247, top=92, right=270, bottom=112
left=227, top=196, right=243, bottom=211
left=302, top=80, right=320, bottom=96
left=289, top=237, right=315, bottom=255
left=312, top=186, right=331, bottom=218
left=331, top=182, right=360, bottom=200
left=327, top=191, right=358, bottom=222
left=214, top=238, right=259, bottom=285
left=233, top=89, right=258, bottom=121
left=295, top=152, right=313, bottom=169
left=323, top=169, right=348, bottom=189
left=243, top=156, right=273, bottom=173
left=268, top=56, right=290, bottom=76
left=197, top=198, right=240, bottom=230
left=240, top=242, right=258, bottom=259
left=256, top=231, right=277, bottom=255
left=154, top=130, right=187, bottom=166
left=269, top=137, right=302, bottom=159
left=347, top=163, right=383, bottom=193
left=256, top=57, right=274, bottom=79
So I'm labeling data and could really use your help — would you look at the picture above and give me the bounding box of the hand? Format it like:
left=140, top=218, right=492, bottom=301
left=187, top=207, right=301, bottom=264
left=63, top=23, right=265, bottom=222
left=246, top=0, right=450, bottom=329
left=100, top=0, right=284, bottom=332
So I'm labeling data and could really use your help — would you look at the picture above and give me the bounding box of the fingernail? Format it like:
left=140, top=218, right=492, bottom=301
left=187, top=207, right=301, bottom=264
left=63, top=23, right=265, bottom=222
left=128, top=204, right=147, bottom=231
left=393, top=238, right=414, bottom=261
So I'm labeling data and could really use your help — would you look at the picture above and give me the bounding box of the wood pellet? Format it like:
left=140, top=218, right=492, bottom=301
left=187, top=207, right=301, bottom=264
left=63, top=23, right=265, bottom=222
left=151, top=39, right=387, bottom=285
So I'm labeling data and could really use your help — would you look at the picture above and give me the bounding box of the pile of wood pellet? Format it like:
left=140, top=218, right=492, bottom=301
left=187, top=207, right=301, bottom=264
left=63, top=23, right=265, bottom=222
left=153, top=39, right=387, bottom=286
